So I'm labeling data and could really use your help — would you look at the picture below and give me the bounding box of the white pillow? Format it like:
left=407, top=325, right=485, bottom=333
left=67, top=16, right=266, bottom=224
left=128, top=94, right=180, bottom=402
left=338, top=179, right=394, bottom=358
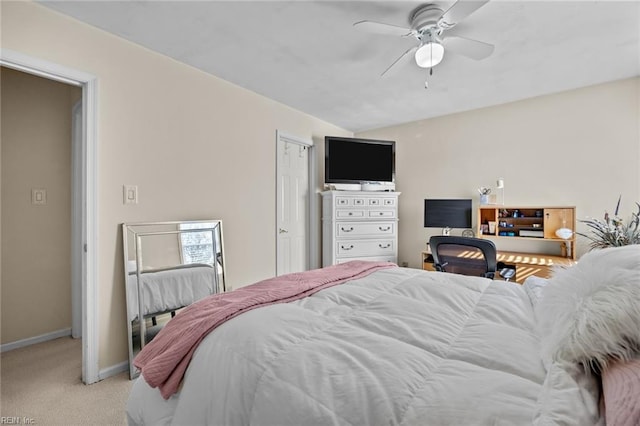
left=536, top=245, right=640, bottom=372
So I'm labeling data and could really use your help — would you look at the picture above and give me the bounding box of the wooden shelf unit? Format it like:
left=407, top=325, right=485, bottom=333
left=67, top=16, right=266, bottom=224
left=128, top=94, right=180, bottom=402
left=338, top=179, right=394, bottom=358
left=477, top=206, right=576, bottom=260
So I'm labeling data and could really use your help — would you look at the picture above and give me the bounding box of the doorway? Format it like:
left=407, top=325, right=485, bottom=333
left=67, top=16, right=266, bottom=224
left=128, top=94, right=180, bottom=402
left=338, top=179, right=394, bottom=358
left=0, top=50, right=99, bottom=384
left=275, top=131, right=318, bottom=275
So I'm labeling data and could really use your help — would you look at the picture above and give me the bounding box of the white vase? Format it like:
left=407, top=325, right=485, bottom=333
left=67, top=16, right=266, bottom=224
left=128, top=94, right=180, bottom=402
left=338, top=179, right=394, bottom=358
left=480, top=195, right=489, bottom=205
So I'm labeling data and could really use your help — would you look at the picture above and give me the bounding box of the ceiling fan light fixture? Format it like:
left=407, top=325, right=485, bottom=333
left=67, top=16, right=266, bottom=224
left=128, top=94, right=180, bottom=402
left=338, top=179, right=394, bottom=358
left=414, top=41, right=444, bottom=68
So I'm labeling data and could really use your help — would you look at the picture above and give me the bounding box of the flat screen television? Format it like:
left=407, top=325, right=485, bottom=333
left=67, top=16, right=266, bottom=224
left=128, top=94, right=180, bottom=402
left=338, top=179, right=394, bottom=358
left=424, top=199, right=472, bottom=229
left=324, top=136, right=395, bottom=184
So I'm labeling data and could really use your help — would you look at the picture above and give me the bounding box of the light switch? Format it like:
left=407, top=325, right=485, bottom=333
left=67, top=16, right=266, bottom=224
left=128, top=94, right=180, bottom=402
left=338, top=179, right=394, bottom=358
left=31, top=188, right=47, bottom=205
left=123, top=185, right=138, bottom=204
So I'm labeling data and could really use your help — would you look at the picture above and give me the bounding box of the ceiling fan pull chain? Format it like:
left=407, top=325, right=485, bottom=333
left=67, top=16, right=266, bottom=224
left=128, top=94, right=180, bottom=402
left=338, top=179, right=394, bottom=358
left=430, top=41, right=433, bottom=67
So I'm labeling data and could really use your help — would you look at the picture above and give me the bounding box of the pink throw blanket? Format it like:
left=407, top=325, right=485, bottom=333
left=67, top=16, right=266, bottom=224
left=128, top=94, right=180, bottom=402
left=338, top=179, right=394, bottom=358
left=134, top=260, right=396, bottom=399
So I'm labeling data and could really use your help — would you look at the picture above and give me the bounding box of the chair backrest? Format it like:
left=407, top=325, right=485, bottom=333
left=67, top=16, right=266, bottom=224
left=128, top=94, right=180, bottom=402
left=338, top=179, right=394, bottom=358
left=429, top=236, right=498, bottom=279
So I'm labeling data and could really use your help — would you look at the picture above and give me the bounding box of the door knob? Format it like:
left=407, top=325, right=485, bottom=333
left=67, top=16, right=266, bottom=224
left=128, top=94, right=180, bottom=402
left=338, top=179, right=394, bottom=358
left=279, top=228, right=288, bottom=234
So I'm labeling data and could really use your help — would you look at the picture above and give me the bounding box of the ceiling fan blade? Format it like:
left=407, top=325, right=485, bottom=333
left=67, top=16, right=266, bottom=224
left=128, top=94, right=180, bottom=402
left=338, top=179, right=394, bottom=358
left=381, top=45, right=418, bottom=77
left=442, top=35, right=494, bottom=60
left=438, top=0, right=490, bottom=29
left=353, top=20, right=412, bottom=37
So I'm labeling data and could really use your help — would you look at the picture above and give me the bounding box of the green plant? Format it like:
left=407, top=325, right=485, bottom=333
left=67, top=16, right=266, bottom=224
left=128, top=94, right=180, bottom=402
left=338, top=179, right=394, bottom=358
left=578, top=196, right=640, bottom=250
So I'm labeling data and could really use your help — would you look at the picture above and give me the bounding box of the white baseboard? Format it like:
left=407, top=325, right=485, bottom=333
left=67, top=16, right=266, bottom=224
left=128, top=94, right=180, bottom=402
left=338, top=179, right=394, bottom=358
left=1, top=328, right=72, bottom=353
left=99, top=360, right=129, bottom=381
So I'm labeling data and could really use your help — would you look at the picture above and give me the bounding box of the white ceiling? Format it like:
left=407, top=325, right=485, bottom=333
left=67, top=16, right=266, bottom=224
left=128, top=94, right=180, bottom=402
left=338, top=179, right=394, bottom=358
left=40, top=1, right=640, bottom=132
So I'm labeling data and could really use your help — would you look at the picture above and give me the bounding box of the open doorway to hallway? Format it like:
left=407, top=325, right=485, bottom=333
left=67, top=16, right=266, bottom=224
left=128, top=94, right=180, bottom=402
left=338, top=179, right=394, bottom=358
left=0, top=66, right=81, bottom=366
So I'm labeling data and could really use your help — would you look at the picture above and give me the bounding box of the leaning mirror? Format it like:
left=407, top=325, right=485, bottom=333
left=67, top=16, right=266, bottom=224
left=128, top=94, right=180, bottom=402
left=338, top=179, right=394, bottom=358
left=122, top=220, right=226, bottom=379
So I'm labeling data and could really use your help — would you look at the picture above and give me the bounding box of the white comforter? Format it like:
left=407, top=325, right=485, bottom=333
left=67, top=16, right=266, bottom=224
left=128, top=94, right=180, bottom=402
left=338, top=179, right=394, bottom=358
left=127, top=267, right=601, bottom=425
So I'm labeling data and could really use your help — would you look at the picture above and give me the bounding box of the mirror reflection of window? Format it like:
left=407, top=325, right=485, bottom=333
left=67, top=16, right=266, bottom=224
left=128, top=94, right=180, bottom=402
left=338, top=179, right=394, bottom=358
left=178, top=222, right=217, bottom=265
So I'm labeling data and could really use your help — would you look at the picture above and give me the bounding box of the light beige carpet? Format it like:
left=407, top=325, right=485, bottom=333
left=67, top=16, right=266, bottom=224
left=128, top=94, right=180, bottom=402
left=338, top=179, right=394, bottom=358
left=1, top=337, right=133, bottom=425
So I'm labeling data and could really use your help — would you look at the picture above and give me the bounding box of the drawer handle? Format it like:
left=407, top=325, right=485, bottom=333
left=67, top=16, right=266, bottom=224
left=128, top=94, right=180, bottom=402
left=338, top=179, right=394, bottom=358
left=379, top=243, right=391, bottom=249
left=378, top=226, right=390, bottom=232
left=341, top=245, right=354, bottom=251
left=348, top=212, right=353, bottom=216
left=378, top=212, right=384, bottom=216
left=341, top=227, right=354, bottom=232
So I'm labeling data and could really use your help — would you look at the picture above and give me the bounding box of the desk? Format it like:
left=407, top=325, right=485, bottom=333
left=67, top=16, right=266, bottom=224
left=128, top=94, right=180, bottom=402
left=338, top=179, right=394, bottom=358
left=421, top=249, right=575, bottom=284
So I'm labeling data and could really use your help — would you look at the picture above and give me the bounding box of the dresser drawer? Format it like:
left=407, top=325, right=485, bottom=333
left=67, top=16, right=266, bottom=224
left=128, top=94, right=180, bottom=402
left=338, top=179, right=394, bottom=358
left=336, top=209, right=365, bottom=218
left=336, top=222, right=395, bottom=237
left=366, top=198, right=397, bottom=207
left=336, top=197, right=366, bottom=207
left=368, top=210, right=395, bottom=219
left=335, top=255, right=396, bottom=264
left=336, top=239, right=395, bottom=257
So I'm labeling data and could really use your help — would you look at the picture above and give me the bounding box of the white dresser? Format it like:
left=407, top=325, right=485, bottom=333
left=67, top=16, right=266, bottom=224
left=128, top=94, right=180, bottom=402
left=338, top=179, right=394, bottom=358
left=322, top=191, right=400, bottom=267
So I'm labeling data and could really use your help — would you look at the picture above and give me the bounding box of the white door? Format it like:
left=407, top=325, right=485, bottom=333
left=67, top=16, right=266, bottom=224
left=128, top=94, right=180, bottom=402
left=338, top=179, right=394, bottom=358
left=276, top=131, right=313, bottom=275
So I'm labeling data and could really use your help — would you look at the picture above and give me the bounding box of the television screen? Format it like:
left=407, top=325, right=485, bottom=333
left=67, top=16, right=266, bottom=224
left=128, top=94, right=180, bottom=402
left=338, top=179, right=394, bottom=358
left=325, top=136, right=395, bottom=184
left=424, top=199, right=472, bottom=229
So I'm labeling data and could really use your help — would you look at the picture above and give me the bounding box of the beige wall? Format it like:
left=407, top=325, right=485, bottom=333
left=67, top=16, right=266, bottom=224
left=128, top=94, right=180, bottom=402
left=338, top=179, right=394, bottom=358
left=357, top=77, right=640, bottom=268
left=1, top=2, right=351, bottom=368
left=1, top=67, right=81, bottom=343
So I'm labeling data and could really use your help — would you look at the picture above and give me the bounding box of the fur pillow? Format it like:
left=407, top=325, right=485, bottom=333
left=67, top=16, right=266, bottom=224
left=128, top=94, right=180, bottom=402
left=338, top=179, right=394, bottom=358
left=536, top=245, right=640, bottom=372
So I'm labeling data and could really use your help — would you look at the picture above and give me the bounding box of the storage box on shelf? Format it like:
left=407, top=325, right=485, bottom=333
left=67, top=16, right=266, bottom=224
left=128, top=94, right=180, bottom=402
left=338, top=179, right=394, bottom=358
left=322, top=191, right=400, bottom=267
left=477, top=206, right=576, bottom=259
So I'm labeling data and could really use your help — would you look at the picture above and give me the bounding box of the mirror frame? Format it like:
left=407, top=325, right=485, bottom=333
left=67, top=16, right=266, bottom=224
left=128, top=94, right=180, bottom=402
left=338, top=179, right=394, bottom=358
left=122, top=220, right=226, bottom=379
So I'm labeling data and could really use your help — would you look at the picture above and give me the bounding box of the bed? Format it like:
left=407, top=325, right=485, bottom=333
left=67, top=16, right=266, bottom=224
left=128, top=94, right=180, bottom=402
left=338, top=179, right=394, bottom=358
left=126, top=246, right=640, bottom=425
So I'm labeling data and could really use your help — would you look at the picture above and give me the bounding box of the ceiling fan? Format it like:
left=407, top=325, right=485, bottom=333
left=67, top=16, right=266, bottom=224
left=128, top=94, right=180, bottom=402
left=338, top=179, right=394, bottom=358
left=354, top=0, right=494, bottom=77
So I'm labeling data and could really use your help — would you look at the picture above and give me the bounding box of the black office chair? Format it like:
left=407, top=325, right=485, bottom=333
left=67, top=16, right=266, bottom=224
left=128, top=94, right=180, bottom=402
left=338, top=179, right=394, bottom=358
left=429, top=236, right=515, bottom=281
